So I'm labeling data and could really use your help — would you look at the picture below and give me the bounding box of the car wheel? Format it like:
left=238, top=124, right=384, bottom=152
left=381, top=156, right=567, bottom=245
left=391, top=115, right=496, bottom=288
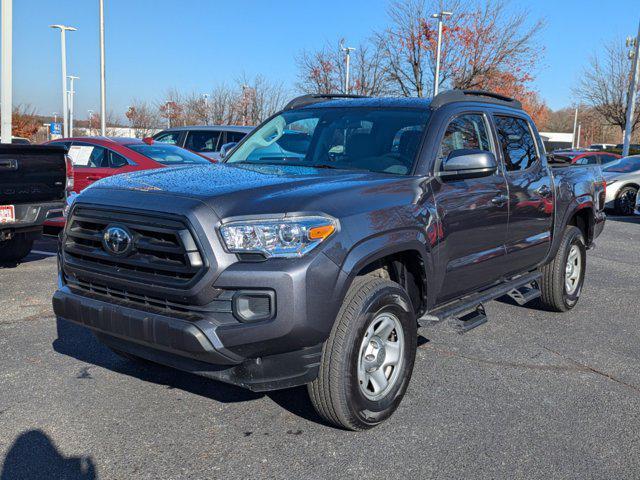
left=308, top=276, right=417, bottom=430
left=614, top=186, right=638, bottom=216
left=539, top=225, right=586, bottom=312
left=0, top=237, right=34, bottom=264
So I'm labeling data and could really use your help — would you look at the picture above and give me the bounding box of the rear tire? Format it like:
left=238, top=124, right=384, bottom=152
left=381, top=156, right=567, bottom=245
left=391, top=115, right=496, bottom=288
left=0, top=237, right=34, bottom=264
left=614, top=186, right=637, bottom=216
left=308, top=276, right=417, bottom=430
left=539, top=225, right=586, bottom=312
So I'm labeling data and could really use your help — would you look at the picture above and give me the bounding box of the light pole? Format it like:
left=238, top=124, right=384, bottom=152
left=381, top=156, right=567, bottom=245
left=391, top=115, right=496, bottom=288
left=572, top=107, right=579, bottom=149
left=340, top=40, right=356, bottom=94
left=99, top=0, right=107, bottom=136
left=87, top=109, right=94, bottom=134
left=50, top=24, right=77, bottom=138
left=202, top=93, right=209, bottom=125
left=622, top=20, right=640, bottom=157
left=53, top=112, right=58, bottom=123
left=1, top=0, right=12, bottom=143
left=67, top=75, right=78, bottom=137
left=431, top=10, right=452, bottom=97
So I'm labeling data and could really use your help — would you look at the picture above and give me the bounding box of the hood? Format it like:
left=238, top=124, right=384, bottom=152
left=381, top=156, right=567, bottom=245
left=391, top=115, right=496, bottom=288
left=87, top=163, right=419, bottom=220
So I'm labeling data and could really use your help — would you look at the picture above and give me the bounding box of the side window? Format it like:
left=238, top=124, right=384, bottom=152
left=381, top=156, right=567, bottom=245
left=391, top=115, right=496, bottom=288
left=438, top=114, right=491, bottom=160
left=494, top=116, right=539, bottom=172
left=109, top=151, right=129, bottom=168
left=226, top=131, right=247, bottom=144
left=154, top=131, right=180, bottom=145
left=575, top=157, right=587, bottom=165
left=67, top=143, right=108, bottom=168
left=185, top=131, right=222, bottom=152
left=599, top=154, right=617, bottom=165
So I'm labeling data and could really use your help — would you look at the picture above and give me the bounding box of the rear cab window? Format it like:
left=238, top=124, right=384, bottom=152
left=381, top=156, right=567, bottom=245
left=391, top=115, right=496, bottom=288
left=493, top=115, right=540, bottom=172
left=185, top=131, right=222, bottom=153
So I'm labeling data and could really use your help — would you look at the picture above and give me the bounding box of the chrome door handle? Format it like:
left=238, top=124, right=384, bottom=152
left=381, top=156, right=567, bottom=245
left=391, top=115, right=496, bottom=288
left=535, top=185, right=551, bottom=197
left=491, top=194, right=508, bottom=206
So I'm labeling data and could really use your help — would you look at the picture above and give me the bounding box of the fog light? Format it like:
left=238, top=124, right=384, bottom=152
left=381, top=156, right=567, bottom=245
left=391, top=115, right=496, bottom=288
left=232, top=290, right=275, bottom=322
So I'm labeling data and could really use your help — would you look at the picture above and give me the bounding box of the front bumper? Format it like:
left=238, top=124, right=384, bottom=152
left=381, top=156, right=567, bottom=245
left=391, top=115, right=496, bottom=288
left=53, top=286, right=324, bottom=391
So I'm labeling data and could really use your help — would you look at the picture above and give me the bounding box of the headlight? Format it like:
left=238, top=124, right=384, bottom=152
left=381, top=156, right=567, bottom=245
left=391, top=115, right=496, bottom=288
left=63, top=192, right=78, bottom=218
left=220, top=215, right=337, bottom=258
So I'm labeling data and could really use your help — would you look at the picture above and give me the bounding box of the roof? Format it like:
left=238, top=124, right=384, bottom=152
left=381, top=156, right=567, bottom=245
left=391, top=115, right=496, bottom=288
left=158, top=125, right=254, bottom=133
left=286, top=90, right=522, bottom=111
left=61, top=136, right=145, bottom=145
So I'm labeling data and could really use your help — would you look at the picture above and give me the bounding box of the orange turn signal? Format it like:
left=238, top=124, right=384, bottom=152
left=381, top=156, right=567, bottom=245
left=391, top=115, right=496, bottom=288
left=308, top=224, right=335, bottom=240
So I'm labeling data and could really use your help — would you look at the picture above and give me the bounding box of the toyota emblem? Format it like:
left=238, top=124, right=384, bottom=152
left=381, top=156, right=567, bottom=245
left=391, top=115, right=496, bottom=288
left=102, top=225, right=134, bottom=256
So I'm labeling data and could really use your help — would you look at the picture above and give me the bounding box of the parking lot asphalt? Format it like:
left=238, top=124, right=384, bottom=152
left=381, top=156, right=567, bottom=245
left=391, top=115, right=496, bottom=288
left=1, top=218, right=639, bottom=480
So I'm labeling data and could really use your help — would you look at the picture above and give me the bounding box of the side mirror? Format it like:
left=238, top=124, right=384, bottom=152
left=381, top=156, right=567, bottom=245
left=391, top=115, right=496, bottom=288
left=219, top=142, right=238, bottom=159
left=440, top=149, right=497, bottom=180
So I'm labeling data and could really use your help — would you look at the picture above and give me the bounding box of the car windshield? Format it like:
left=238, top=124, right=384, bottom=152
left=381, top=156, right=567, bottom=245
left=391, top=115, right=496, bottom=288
left=602, top=156, right=640, bottom=173
left=224, top=107, right=431, bottom=175
left=127, top=143, right=210, bottom=166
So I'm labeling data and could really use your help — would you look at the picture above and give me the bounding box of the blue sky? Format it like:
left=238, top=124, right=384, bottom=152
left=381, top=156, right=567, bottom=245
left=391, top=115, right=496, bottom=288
left=6, top=0, right=640, bottom=119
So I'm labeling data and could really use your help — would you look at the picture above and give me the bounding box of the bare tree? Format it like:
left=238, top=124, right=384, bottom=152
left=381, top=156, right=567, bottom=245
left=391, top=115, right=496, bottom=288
left=157, top=88, right=185, bottom=128
left=576, top=39, right=640, bottom=135
left=296, top=40, right=390, bottom=96
left=125, top=99, right=160, bottom=138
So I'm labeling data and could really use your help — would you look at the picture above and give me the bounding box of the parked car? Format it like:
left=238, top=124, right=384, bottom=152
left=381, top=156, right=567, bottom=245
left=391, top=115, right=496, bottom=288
left=0, top=144, right=70, bottom=262
left=587, top=143, right=615, bottom=151
left=43, top=137, right=211, bottom=229
left=53, top=90, right=606, bottom=430
left=152, top=125, right=253, bottom=160
left=602, top=155, right=640, bottom=215
left=548, top=150, right=620, bottom=166
left=11, top=137, right=31, bottom=145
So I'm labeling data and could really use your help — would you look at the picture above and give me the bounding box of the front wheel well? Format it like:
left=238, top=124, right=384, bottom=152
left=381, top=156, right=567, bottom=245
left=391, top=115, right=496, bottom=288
left=356, top=250, right=427, bottom=316
left=567, top=208, right=594, bottom=245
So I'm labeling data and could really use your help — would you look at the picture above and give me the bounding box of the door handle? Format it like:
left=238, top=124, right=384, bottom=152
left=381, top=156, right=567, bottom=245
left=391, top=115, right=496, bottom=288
left=86, top=176, right=100, bottom=181
left=535, top=185, right=551, bottom=197
left=491, top=194, right=508, bottom=207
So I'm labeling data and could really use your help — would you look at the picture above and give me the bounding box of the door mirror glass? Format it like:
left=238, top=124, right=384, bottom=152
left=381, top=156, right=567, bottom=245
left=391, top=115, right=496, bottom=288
left=220, top=142, right=238, bottom=159
left=440, top=149, right=497, bottom=179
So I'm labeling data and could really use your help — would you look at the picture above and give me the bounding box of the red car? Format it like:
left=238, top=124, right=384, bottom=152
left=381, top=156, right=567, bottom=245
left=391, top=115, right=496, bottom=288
left=551, top=150, right=621, bottom=165
left=44, top=136, right=211, bottom=229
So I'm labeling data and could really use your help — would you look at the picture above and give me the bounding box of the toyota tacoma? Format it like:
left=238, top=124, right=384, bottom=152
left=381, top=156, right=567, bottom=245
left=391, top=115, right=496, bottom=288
left=53, top=90, right=606, bottom=430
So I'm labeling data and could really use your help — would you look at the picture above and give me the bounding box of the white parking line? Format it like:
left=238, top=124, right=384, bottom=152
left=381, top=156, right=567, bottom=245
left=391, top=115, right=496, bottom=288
left=31, top=250, right=57, bottom=257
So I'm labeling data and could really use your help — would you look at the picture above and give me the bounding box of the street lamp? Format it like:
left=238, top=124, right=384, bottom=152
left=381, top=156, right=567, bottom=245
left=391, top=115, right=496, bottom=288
left=202, top=93, right=209, bottom=125
left=431, top=10, right=452, bottom=97
left=67, top=75, right=79, bottom=137
left=50, top=24, right=77, bottom=138
left=1, top=0, right=12, bottom=144
left=622, top=20, right=640, bottom=157
left=87, top=109, right=94, bottom=134
left=340, top=39, right=356, bottom=94
left=99, top=0, right=107, bottom=136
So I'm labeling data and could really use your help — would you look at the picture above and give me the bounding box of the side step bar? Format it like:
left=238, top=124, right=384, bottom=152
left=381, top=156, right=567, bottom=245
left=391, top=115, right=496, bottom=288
left=418, top=271, right=541, bottom=330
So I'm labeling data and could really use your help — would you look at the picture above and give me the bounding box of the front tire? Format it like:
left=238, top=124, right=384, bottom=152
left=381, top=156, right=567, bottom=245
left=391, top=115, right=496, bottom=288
left=615, top=186, right=638, bottom=216
left=308, top=276, right=417, bottom=430
left=539, top=225, right=586, bottom=312
left=0, top=237, right=34, bottom=264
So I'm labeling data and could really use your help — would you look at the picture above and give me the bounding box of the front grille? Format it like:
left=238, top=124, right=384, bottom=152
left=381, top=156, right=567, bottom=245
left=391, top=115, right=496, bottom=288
left=63, top=206, right=205, bottom=288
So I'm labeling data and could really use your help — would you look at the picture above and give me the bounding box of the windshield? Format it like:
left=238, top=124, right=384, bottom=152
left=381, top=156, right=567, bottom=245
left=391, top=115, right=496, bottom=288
left=602, top=156, right=640, bottom=173
left=225, top=107, right=431, bottom=175
left=127, top=143, right=210, bottom=166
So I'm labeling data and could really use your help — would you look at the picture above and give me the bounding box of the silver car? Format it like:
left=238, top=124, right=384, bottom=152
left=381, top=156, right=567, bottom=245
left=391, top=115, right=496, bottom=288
left=152, top=125, right=253, bottom=161
left=602, top=155, right=640, bottom=215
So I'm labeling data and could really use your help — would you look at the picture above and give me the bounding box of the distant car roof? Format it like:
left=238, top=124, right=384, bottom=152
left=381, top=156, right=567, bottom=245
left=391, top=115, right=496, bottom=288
left=157, top=125, right=254, bottom=133
left=60, top=136, right=145, bottom=146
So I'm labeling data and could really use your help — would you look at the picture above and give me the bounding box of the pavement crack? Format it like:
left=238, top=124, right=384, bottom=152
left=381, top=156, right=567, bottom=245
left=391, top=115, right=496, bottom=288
left=542, top=347, right=640, bottom=395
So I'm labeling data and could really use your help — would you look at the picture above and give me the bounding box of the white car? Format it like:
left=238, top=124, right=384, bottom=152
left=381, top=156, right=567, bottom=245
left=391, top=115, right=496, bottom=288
left=602, top=155, right=640, bottom=215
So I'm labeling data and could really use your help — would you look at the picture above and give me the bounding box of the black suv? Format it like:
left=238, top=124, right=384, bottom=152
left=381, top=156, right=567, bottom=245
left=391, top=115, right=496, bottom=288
left=53, top=91, right=605, bottom=430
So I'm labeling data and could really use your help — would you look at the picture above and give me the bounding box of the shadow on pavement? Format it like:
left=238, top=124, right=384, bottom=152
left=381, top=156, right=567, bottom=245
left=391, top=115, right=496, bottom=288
left=0, top=430, right=96, bottom=480
left=52, top=318, right=327, bottom=426
left=606, top=215, right=640, bottom=225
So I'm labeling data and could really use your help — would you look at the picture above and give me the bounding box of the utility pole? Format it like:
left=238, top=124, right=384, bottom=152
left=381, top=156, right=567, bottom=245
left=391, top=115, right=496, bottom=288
left=431, top=10, right=452, bottom=97
left=50, top=24, right=76, bottom=138
left=99, top=0, right=107, bottom=136
left=339, top=40, right=355, bottom=94
left=572, top=107, right=579, bottom=149
left=622, top=19, right=640, bottom=157
left=67, top=75, right=78, bottom=137
left=1, top=0, right=12, bottom=143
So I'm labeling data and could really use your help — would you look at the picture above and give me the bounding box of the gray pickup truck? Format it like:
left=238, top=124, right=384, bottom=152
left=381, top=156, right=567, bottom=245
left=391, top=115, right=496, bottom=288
left=53, top=90, right=606, bottom=430
left=0, top=144, right=69, bottom=263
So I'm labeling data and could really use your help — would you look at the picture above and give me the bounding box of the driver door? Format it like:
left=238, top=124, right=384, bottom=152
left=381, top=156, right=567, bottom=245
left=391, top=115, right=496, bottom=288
left=431, top=112, right=510, bottom=303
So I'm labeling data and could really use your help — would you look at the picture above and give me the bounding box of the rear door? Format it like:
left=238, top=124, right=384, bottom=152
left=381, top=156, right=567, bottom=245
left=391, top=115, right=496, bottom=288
left=431, top=110, right=510, bottom=302
left=67, top=142, right=113, bottom=192
left=492, top=114, right=553, bottom=274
